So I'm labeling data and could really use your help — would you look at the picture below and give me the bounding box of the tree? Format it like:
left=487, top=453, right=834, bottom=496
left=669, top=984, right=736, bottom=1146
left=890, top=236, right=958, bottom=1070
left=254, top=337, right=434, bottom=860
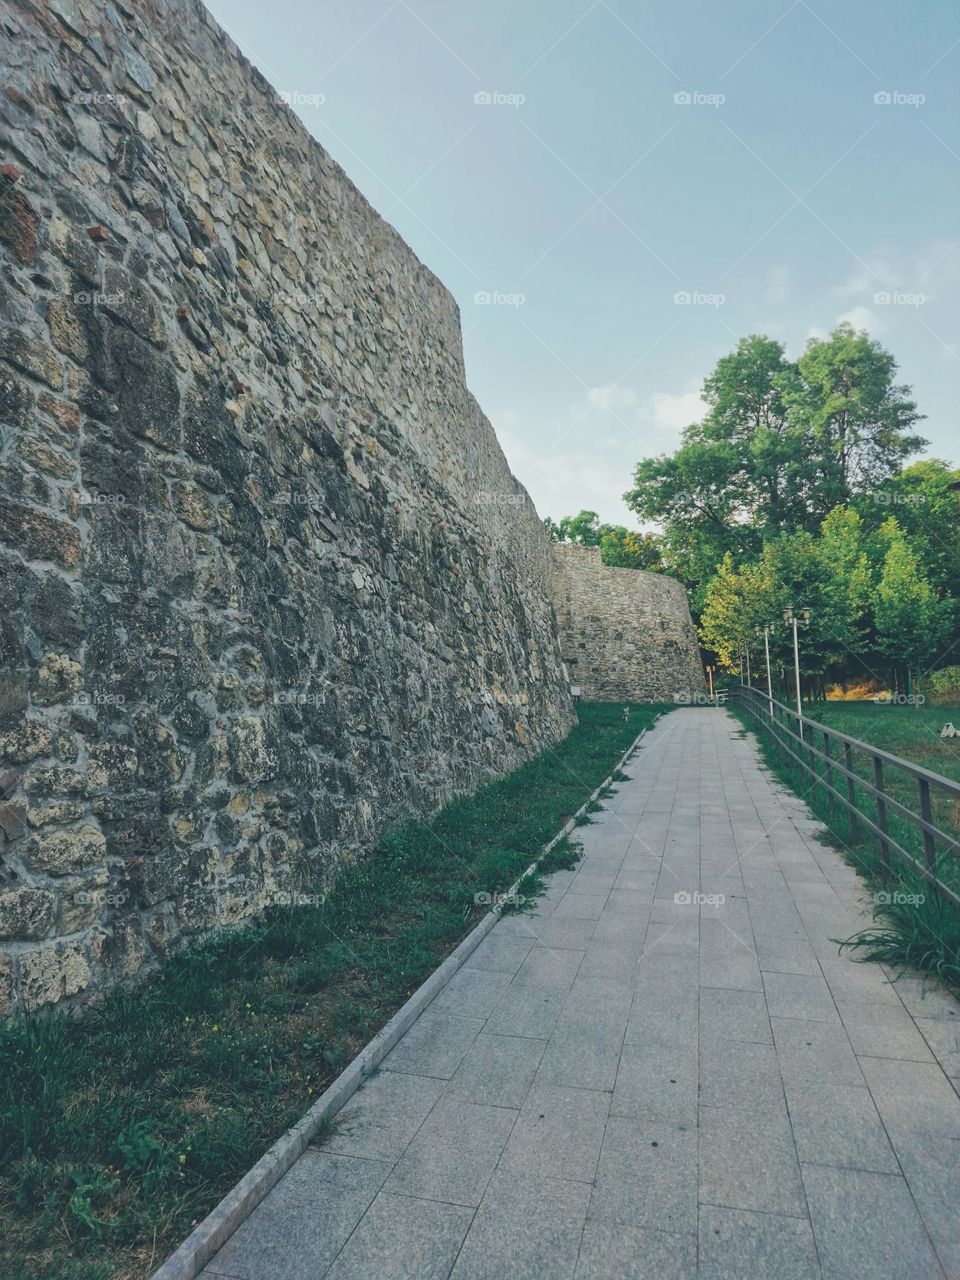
left=699, top=553, right=769, bottom=671
left=795, top=324, right=927, bottom=514
left=857, top=459, right=960, bottom=602
left=699, top=508, right=879, bottom=697
left=557, top=510, right=603, bottom=545
left=873, top=520, right=955, bottom=694
left=600, top=528, right=664, bottom=570
left=546, top=509, right=665, bottom=571
left=625, top=327, right=927, bottom=606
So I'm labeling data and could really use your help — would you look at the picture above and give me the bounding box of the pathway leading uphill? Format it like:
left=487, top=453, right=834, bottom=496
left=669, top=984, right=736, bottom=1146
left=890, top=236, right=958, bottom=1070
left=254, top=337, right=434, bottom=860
left=202, top=708, right=960, bottom=1280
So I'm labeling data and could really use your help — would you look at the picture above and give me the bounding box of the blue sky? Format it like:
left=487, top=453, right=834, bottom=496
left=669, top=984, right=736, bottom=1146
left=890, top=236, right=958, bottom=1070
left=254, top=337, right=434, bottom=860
left=207, top=0, right=960, bottom=526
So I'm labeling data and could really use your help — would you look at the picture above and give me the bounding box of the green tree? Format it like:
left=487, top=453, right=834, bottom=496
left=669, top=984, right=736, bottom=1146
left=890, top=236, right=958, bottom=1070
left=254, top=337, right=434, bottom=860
left=625, top=327, right=927, bottom=606
left=547, top=510, right=664, bottom=570
left=857, top=459, right=960, bottom=601
left=557, top=510, right=603, bottom=545
left=873, top=520, right=955, bottom=694
left=700, top=508, right=880, bottom=697
left=794, top=323, right=927, bottom=514
left=699, top=553, right=768, bottom=671
left=599, top=528, right=664, bottom=570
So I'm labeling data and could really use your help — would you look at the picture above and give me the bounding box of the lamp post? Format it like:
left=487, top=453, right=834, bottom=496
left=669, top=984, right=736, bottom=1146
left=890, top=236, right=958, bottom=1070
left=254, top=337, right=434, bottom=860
left=706, top=664, right=715, bottom=702
left=755, top=623, right=776, bottom=717
left=782, top=607, right=811, bottom=739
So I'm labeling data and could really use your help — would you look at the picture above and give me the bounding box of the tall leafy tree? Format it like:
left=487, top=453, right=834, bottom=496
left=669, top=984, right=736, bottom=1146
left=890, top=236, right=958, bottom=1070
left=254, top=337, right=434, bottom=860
left=856, top=459, right=960, bottom=602
left=625, top=326, right=927, bottom=605
left=600, top=528, right=664, bottom=570
left=873, top=520, right=955, bottom=691
left=794, top=324, right=927, bottom=514
left=546, top=509, right=665, bottom=570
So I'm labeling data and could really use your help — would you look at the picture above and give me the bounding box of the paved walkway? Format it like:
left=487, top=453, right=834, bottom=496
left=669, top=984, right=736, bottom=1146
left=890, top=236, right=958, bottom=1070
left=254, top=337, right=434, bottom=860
left=202, top=708, right=960, bottom=1280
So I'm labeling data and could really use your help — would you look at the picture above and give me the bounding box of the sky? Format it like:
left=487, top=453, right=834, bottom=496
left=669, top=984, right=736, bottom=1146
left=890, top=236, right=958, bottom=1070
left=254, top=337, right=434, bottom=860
left=206, top=0, right=960, bottom=528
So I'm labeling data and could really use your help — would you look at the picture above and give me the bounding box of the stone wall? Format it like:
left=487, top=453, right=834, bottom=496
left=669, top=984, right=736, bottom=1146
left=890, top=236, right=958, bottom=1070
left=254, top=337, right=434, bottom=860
left=550, top=545, right=705, bottom=703
left=0, top=0, right=575, bottom=1012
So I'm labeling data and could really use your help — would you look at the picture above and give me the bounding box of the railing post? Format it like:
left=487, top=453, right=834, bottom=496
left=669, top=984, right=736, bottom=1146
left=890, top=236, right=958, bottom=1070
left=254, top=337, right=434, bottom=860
left=917, top=777, right=938, bottom=894
left=823, top=731, right=832, bottom=807
left=844, top=742, right=857, bottom=845
left=873, top=755, right=890, bottom=880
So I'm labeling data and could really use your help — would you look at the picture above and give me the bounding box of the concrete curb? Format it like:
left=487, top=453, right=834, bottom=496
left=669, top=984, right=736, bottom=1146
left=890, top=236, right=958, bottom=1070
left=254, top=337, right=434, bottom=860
left=151, top=717, right=656, bottom=1279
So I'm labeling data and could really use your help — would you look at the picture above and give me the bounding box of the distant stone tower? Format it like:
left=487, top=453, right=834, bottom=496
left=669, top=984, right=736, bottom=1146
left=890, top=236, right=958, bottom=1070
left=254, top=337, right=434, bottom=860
left=550, top=545, right=705, bottom=702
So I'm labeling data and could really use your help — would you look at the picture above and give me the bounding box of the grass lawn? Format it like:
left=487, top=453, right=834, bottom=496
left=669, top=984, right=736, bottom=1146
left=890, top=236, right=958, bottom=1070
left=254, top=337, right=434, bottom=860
left=0, top=702, right=662, bottom=1280
left=732, top=698, right=960, bottom=996
left=807, top=701, right=960, bottom=791
left=805, top=700, right=960, bottom=847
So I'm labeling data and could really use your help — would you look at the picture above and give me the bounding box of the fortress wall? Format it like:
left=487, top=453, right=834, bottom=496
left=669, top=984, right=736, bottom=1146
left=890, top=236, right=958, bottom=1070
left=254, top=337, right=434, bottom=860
left=0, top=0, right=574, bottom=1010
left=550, top=545, right=705, bottom=703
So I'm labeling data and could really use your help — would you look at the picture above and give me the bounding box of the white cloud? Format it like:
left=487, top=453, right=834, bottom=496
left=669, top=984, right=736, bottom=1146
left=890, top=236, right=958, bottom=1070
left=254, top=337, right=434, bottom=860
left=648, top=390, right=706, bottom=432
left=494, top=423, right=637, bottom=526
left=492, top=383, right=707, bottom=527
left=836, top=305, right=877, bottom=332
left=586, top=384, right=640, bottom=411
left=583, top=385, right=706, bottom=434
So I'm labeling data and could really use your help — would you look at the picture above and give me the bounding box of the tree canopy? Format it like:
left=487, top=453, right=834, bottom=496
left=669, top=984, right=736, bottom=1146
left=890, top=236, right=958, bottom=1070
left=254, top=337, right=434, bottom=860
left=547, top=323, right=955, bottom=695
left=624, top=325, right=927, bottom=609
left=544, top=509, right=664, bottom=570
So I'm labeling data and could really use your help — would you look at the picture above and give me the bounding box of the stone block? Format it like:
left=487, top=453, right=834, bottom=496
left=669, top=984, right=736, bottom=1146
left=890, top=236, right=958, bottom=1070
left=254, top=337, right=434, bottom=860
left=19, top=941, right=91, bottom=1010
left=0, top=887, right=56, bottom=940
left=28, top=826, right=107, bottom=875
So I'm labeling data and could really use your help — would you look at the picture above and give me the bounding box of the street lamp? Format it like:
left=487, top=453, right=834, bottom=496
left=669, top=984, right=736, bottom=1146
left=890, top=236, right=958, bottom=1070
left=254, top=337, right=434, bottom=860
left=706, top=664, right=715, bottom=702
left=782, top=607, right=811, bottom=738
left=755, top=623, right=776, bottom=717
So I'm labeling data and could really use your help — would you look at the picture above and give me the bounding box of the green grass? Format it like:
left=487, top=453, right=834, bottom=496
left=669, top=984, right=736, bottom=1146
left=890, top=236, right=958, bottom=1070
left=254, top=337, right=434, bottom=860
left=806, top=701, right=960, bottom=784
left=731, top=700, right=960, bottom=996
left=0, top=702, right=661, bottom=1280
left=801, top=701, right=960, bottom=855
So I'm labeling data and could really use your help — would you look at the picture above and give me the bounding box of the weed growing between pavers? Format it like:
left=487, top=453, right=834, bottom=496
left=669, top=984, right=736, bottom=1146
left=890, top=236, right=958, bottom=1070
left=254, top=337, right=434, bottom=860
left=731, top=706, right=960, bottom=996
left=0, top=703, right=662, bottom=1280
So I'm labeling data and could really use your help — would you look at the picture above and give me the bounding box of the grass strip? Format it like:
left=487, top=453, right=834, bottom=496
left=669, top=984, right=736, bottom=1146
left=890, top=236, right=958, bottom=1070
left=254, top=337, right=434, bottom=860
left=729, top=705, right=960, bottom=997
left=0, top=702, right=660, bottom=1280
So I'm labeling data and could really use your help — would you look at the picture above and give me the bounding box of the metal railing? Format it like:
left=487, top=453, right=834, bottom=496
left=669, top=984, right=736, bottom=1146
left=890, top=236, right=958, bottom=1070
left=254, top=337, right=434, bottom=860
left=730, top=685, right=960, bottom=908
